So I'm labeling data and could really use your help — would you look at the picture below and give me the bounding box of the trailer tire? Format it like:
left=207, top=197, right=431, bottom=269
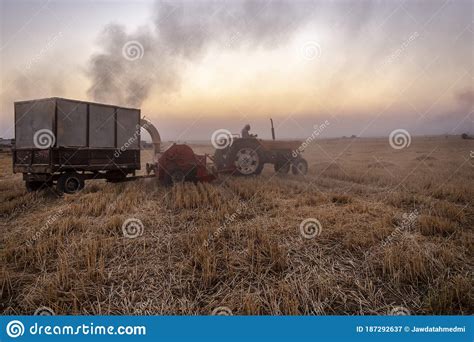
left=57, top=173, right=84, bottom=194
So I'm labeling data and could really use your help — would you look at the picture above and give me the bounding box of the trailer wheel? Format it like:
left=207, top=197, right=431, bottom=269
left=292, top=159, right=308, bottom=175
left=57, top=173, right=84, bottom=194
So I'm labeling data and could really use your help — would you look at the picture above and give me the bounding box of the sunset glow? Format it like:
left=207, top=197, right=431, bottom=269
left=1, top=0, right=472, bottom=140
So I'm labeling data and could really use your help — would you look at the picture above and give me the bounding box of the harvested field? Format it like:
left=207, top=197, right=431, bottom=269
left=1, top=136, right=473, bottom=315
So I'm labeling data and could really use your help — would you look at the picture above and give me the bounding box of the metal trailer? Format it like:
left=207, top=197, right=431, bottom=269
left=13, top=97, right=142, bottom=193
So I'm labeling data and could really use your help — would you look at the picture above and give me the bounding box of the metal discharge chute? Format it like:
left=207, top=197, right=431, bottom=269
left=140, top=118, right=161, bottom=158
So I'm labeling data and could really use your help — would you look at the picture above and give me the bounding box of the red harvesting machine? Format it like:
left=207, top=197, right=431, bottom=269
left=146, top=144, right=216, bottom=185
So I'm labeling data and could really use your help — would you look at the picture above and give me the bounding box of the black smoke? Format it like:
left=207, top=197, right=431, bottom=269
left=86, top=0, right=316, bottom=107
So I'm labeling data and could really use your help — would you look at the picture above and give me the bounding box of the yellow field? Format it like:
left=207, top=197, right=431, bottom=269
left=1, top=136, right=473, bottom=315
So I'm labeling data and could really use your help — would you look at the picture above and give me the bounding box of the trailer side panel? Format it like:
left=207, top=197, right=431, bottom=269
left=57, top=99, right=87, bottom=147
left=89, top=104, right=115, bottom=148
left=15, top=100, right=54, bottom=148
left=117, top=108, right=140, bottom=150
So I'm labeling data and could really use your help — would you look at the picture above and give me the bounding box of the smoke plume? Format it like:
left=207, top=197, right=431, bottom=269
left=86, top=0, right=314, bottom=107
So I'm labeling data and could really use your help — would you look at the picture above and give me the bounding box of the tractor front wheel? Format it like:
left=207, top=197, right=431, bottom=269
left=292, top=159, right=308, bottom=175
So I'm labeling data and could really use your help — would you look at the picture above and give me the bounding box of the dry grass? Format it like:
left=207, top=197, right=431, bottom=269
left=0, top=136, right=473, bottom=315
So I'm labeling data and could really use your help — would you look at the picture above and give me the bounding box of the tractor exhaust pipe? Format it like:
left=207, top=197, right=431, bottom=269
left=270, top=118, right=276, bottom=140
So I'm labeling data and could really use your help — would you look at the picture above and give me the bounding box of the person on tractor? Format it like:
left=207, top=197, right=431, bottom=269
left=241, top=124, right=257, bottom=138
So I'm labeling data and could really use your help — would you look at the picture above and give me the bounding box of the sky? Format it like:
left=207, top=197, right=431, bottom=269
left=0, top=0, right=473, bottom=141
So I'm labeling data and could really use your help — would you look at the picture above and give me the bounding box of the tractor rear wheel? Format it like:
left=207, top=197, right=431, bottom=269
left=292, top=159, right=308, bottom=175
left=228, top=141, right=264, bottom=176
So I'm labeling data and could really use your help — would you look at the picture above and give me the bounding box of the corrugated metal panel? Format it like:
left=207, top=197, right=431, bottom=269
left=116, top=108, right=140, bottom=150
left=15, top=100, right=54, bottom=148
left=89, top=104, right=115, bottom=148
left=57, top=99, right=87, bottom=147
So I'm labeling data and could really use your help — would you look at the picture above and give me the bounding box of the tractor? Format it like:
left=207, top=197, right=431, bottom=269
left=213, top=119, right=308, bottom=176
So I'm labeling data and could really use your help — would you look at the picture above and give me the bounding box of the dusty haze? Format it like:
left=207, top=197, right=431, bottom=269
left=1, top=0, right=473, bottom=140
